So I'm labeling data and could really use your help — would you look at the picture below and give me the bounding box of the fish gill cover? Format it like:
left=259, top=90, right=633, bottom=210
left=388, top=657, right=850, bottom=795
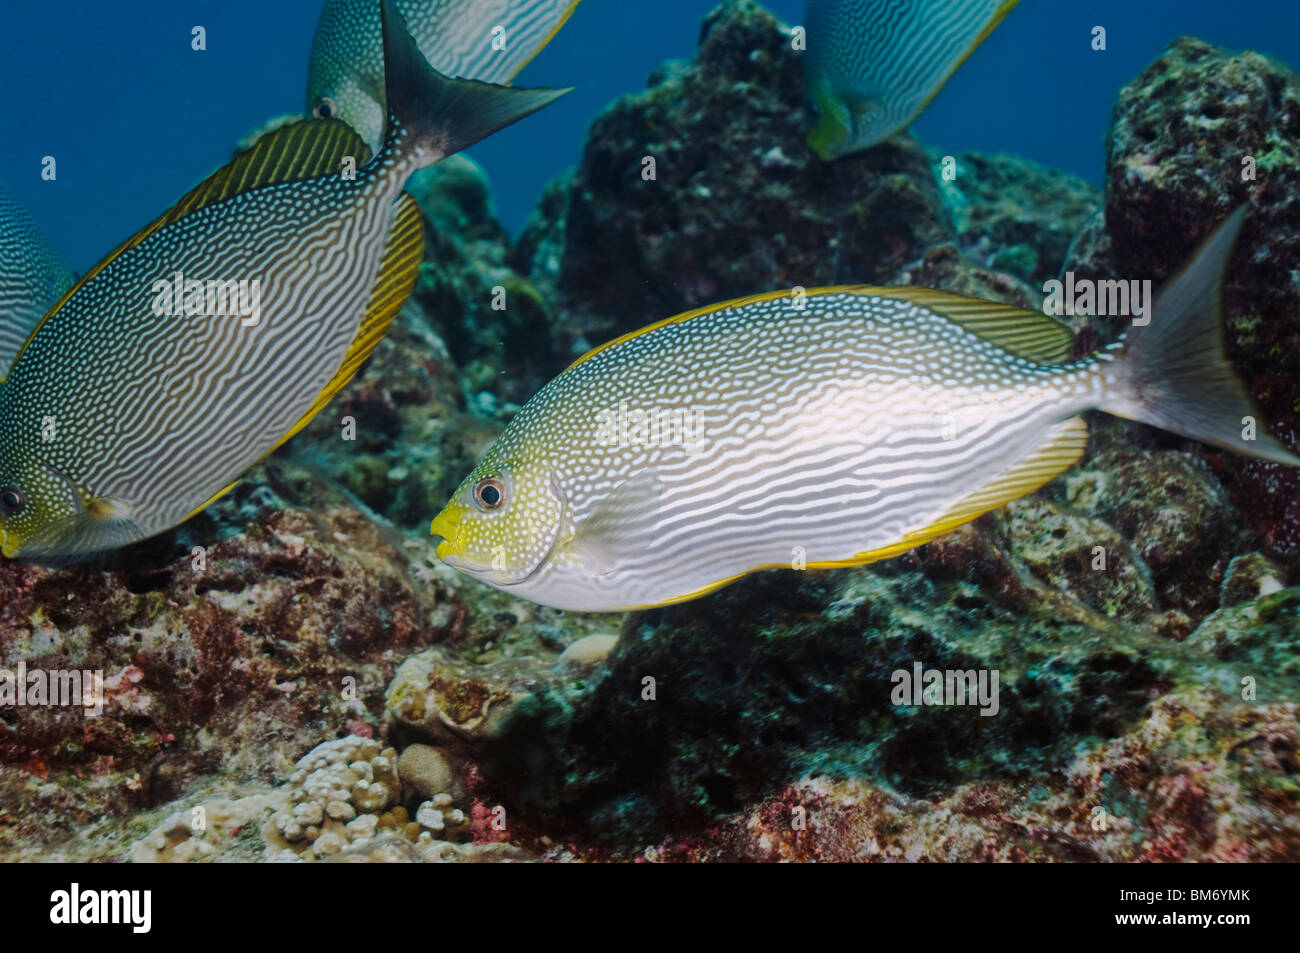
left=0, top=0, right=1296, bottom=873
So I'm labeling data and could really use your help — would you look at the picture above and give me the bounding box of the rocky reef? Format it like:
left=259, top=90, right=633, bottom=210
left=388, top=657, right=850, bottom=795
left=1, top=2, right=1298, bottom=862
left=1065, top=36, right=1300, bottom=560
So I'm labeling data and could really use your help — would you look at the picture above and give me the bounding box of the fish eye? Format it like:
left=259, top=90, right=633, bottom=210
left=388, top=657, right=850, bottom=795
left=313, top=96, right=337, bottom=120
left=472, top=476, right=506, bottom=511
left=0, top=486, right=24, bottom=516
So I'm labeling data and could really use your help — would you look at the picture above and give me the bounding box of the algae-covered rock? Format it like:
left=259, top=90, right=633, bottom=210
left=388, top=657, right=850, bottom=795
left=1064, top=36, right=1300, bottom=564
left=533, top=0, right=953, bottom=360
left=478, top=553, right=1180, bottom=841
left=1063, top=445, right=1252, bottom=623
left=0, top=472, right=440, bottom=861
left=932, top=151, right=1101, bottom=287
left=696, top=686, right=1300, bottom=862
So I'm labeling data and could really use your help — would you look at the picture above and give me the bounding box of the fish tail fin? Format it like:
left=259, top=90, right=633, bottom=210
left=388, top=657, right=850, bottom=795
left=1101, top=205, right=1300, bottom=466
left=380, top=0, right=570, bottom=166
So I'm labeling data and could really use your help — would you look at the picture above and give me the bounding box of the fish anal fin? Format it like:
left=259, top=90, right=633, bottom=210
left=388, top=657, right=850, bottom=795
left=506, top=2, right=583, bottom=83
left=182, top=479, right=241, bottom=524
left=269, top=191, right=424, bottom=457
left=626, top=416, right=1089, bottom=610
left=835, top=415, right=1089, bottom=567
left=905, top=0, right=1020, bottom=127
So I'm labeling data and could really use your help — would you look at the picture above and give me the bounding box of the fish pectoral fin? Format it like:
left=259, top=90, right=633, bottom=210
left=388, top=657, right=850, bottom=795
left=86, top=496, right=126, bottom=521
left=22, top=509, right=146, bottom=562
left=816, top=416, right=1090, bottom=569
left=562, top=469, right=663, bottom=576
left=841, top=90, right=882, bottom=122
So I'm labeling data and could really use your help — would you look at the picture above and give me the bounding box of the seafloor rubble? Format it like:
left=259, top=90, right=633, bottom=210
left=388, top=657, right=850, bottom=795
left=0, top=1, right=1297, bottom=861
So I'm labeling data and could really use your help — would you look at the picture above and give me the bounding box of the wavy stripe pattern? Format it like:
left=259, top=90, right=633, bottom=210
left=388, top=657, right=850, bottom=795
left=478, top=289, right=1107, bottom=610
left=806, top=0, right=1015, bottom=152
left=0, top=178, right=75, bottom=377
left=0, top=124, right=418, bottom=557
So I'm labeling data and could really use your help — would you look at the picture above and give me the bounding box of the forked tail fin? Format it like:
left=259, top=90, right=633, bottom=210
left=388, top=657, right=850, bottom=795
left=380, top=0, right=570, bottom=166
left=1102, top=206, right=1300, bottom=466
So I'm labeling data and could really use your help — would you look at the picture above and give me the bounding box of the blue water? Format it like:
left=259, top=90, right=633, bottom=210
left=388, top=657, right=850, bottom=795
left=2, top=0, right=1298, bottom=274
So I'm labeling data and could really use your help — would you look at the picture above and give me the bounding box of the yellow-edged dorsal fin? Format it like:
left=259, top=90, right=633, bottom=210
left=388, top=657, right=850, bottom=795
left=268, top=190, right=425, bottom=456
left=563, top=288, right=801, bottom=372
left=873, top=286, right=1074, bottom=364
left=162, top=117, right=367, bottom=224
left=564, top=284, right=1072, bottom=375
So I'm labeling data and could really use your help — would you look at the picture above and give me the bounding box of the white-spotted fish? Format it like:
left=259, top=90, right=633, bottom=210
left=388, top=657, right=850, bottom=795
left=0, top=178, right=75, bottom=377
left=0, top=0, right=568, bottom=560
left=308, top=0, right=581, bottom=154
left=430, top=208, right=1299, bottom=612
left=805, top=0, right=1018, bottom=160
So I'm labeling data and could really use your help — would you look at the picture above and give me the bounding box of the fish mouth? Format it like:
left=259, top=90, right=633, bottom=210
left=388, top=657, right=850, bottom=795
left=429, top=508, right=505, bottom=580
left=429, top=509, right=462, bottom=562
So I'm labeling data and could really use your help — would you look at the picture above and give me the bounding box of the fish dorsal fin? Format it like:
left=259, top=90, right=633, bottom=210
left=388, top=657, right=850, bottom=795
left=871, top=286, right=1074, bottom=365
left=4, top=119, right=369, bottom=381
left=266, top=190, right=425, bottom=458
left=162, top=118, right=367, bottom=224
left=0, top=179, right=76, bottom=379
left=565, top=285, right=1073, bottom=376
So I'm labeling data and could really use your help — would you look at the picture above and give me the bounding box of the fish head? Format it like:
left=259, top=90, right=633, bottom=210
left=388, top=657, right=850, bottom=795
left=307, top=0, right=388, bottom=157
left=0, top=456, right=84, bottom=559
left=430, top=455, right=567, bottom=588
left=307, top=70, right=387, bottom=158
left=0, top=443, right=143, bottom=560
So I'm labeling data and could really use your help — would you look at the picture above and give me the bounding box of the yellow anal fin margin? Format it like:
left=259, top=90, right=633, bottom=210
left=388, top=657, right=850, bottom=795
left=507, top=1, right=583, bottom=81
left=904, top=0, right=1020, bottom=129
left=267, top=191, right=424, bottom=457
left=830, top=414, right=1089, bottom=566
left=182, top=480, right=242, bottom=524
left=626, top=415, right=1089, bottom=610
